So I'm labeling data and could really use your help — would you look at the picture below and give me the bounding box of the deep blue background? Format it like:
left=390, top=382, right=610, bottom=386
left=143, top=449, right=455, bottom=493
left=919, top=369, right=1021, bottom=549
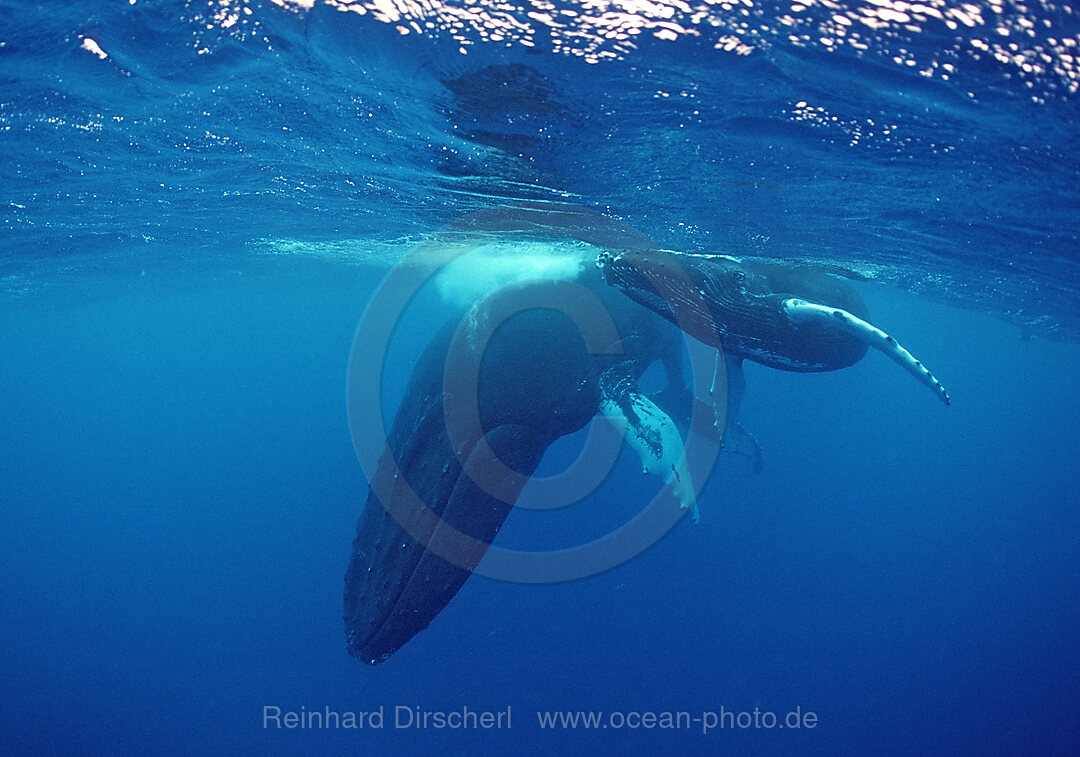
left=2, top=1, right=1079, bottom=755
left=2, top=259, right=1078, bottom=755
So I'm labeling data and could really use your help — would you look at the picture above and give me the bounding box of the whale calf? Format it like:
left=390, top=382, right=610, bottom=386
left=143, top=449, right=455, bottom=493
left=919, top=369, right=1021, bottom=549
left=598, top=248, right=950, bottom=405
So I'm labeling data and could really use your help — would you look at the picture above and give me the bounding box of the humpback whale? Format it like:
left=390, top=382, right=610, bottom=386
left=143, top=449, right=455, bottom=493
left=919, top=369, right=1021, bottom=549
left=345, top=213, right=950, bottom=665
left=344, top=256, right=696, bottom=665
left=598, top=248, right=951, bottom=406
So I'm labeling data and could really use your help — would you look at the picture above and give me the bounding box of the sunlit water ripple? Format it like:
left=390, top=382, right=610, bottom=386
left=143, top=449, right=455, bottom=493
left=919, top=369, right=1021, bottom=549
left=1, top=0, right=1077, bottom=338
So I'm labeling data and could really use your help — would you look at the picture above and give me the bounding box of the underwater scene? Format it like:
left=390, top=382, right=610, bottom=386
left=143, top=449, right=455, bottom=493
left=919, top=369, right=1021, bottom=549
left=2, top=0, right=1078, bottom=754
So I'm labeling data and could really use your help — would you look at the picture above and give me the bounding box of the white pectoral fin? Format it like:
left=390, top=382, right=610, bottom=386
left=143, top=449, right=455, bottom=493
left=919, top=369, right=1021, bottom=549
left=783, top=298, right=951, bottom=406
left=600, top=379, right=698, bottom=522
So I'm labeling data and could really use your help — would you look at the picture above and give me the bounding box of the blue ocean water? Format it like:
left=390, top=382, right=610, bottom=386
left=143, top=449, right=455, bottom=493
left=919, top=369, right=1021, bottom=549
left=2, top=1, right=1079, bottom=755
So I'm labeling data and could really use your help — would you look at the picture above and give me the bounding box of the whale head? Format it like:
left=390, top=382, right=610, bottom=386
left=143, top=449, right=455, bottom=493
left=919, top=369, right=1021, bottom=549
left=598, top=248, right=870, bottom=372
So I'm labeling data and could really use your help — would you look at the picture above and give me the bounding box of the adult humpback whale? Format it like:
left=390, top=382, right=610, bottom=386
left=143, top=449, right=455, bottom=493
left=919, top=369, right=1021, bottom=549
left=345, top=213, right=950, bottom=665
left=344, top=253, right=696, bottom=665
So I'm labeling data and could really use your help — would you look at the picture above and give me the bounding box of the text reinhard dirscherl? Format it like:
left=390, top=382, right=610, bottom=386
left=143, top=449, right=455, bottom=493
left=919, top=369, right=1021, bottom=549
left=263, top=705, right=511, bottom=730
left=262, top=705, right=819, bottom=734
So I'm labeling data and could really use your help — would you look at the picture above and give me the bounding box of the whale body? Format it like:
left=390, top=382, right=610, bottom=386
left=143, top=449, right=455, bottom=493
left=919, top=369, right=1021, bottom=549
left=344, top=264, right=682, bottom=665
left=345, top=212, right=951, bottom=665
left=599, top=248, right=950, bottom=405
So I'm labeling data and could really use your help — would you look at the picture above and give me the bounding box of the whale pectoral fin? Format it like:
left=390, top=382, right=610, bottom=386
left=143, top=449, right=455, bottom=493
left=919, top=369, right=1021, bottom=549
left=692, top=352, right=764, bottom=473
left=782, top=298, right=951, bottom=406
left=708, top=350, right=726, bottom=433
left=725, top=422, right=764, bottom=474
left=601, top=369, right=698, bottom=522
left=688, top=397, right=764, bottom=474
left=716, top=352, right=746, bottom=433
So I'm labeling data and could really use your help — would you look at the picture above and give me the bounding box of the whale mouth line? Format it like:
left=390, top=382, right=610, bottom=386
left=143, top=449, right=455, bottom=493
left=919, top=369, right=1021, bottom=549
left=597, top=249, right=680, bottom=305
left=598, top=248, right=728, bottom=348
